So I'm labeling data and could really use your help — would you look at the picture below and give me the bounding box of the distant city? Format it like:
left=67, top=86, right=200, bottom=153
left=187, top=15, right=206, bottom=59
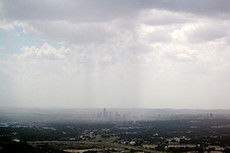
left=1, top=107, right=230, bottom=122
left=1, top=108, right=230, bottom=152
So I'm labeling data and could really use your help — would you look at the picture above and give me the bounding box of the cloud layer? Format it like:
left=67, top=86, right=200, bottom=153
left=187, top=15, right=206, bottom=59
left=0, top=0, right=230, bottom=108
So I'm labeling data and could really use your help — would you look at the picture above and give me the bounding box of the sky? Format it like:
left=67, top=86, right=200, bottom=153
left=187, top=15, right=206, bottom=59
left=0, top=0, right=230, bottom=109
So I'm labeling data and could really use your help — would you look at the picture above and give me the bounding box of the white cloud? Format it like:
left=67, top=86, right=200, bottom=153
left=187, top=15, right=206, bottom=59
left=138, top=25, right=173, bottom=44
left=176, top=53, right=194, bottom=61
left=14, top=43, right=72, bottom=60
left=0, top=21, right=22, bottom=31
left=0, top=22, right=14, bottom=30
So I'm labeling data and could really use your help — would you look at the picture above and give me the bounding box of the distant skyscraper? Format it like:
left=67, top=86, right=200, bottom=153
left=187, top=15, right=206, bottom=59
left=210, top=113, right=213, bottom=117
left=103, top=108, right=107, bottom=119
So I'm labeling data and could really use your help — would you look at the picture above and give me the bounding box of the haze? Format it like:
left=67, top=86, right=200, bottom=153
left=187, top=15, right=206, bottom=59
left=0, top=0, right=230, bottom=109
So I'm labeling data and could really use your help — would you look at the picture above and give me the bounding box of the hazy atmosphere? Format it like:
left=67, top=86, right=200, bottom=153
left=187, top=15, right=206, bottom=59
left=0, top=0, right=230, bottom=109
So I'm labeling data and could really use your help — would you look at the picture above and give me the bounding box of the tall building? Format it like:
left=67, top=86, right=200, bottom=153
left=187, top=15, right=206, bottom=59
left=103, top=108, right=107, bottom=119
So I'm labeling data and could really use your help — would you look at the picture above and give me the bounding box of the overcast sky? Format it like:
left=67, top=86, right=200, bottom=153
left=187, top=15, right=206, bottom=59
left=0, top=0, right=230, bottom=109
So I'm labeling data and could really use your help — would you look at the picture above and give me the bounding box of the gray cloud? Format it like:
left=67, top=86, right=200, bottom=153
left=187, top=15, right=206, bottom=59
left=2, top=0, right=230, bottom=22
left=2, top=0, right=229, bottom=45
left=185, top=22, right=230, bottom=43
left=23, top=21, right=119, bottom=44
left=139, top=9, right=193, bottom=26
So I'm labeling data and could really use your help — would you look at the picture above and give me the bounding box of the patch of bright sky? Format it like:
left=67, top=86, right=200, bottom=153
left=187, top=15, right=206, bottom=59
left=0, top=26, right=73, bottom=59
left=169, top=25, right=182, bottom=33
